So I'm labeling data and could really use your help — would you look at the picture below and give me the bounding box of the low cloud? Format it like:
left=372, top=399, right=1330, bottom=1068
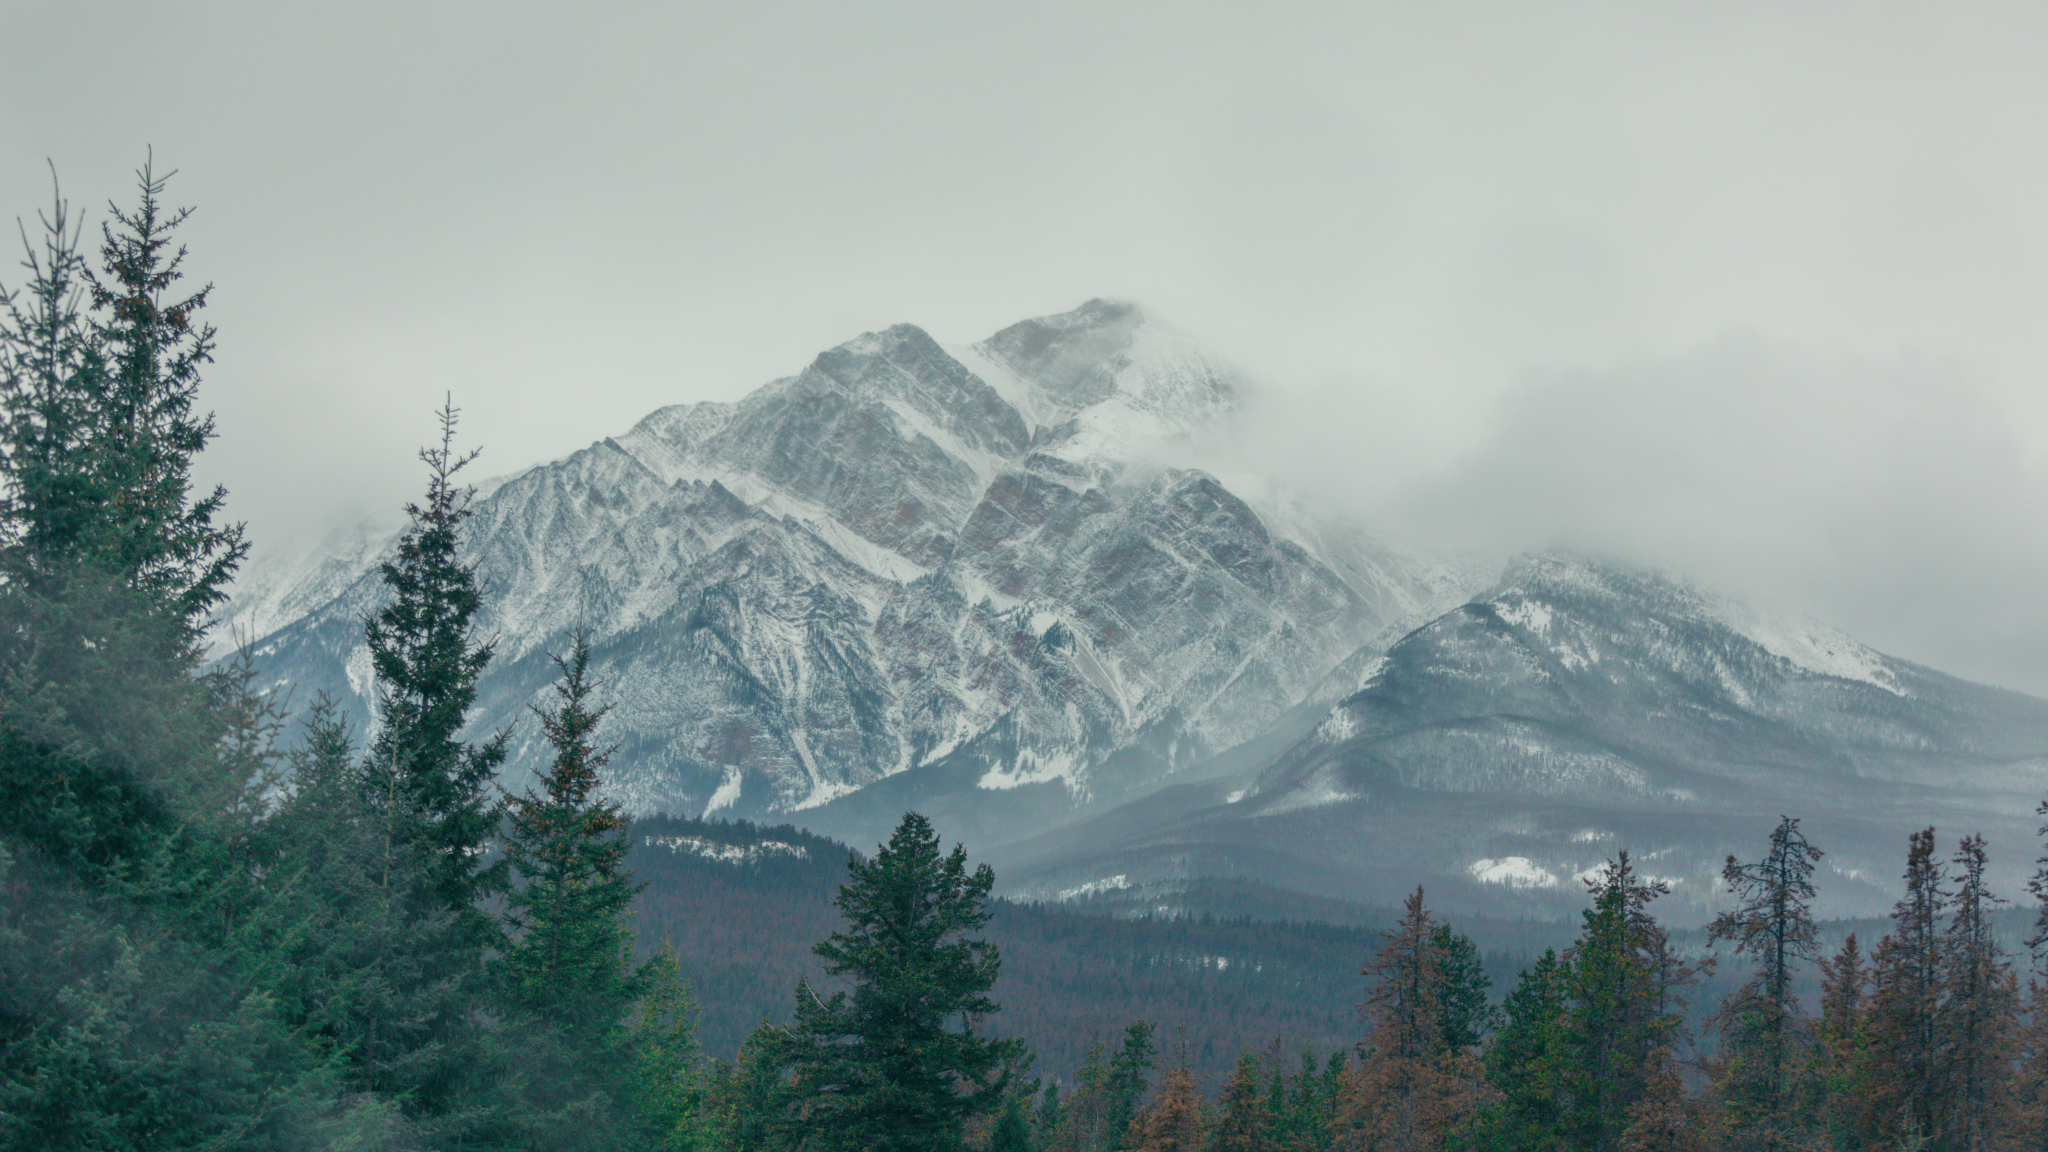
left=1358, top=334, right=2048, bottom=695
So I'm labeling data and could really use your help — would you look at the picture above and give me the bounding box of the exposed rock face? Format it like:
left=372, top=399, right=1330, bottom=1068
left=229, top=300, right=1463, bottom=825
left=230, top=302, right=2048, bottom=923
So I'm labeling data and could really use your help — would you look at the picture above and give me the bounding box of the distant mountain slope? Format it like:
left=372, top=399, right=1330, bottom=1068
left=993, top=554, right=2048, bottom=922
left=229, top=300, right=1466, bottom=825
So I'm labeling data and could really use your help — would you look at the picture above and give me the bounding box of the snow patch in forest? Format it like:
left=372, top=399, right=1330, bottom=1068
left=1493, top=598, right=1554, bottom=636
left=1468, top=857, right=1561, bottom=889
left=1057, top=875, right=1132, bottom=901
left=643, top=835, right=809, bottom=863
left=1313, top=705, right=1362, bottom=745
left=703, top=768, right=744, bottom=815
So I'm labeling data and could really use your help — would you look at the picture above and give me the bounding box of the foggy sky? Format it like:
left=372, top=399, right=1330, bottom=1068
left=7, top=2, right=2048, bottom=692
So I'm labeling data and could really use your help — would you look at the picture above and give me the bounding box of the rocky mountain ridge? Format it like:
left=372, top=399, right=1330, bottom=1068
left=229, top=299, right=1466, bottom=826
left=229, top=301, right=2048, bottom=922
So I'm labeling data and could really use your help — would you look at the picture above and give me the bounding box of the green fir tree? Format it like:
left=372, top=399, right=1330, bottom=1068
left=771, top=811, right=1025, bottom=1152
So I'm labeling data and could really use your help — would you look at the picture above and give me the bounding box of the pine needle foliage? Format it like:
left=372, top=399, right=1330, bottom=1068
left=1867, top=828, right=1948, bottom=1145
left=1336, top=889, right=1488, bottom=1152
left=1706, top=816, right=1823, bottom=1147
left=772, top=811, right=1025, bottom=1152
left=1941, top=835, right=2015, bottom=1151
left=500, top=629, right=639, bottom=1029
left=364, top=399, right=508, bottom=921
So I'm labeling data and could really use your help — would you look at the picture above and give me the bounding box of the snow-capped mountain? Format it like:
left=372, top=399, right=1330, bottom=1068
left=232, top=302, right=2048, bottom=922
left=228, top=300, right=1467, bottom=824
left=992, top=553, right=2048, bottom=922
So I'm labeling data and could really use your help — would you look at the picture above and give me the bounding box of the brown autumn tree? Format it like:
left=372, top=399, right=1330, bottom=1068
left=1618, top=1045, right=1710, bottom=1152
left=1133, top=1065, right=1206, bottom=1152
left=1808, top=932, right=1872, bottom=1150
left=1865, top=828, right=1948, bottom=1147
left=1333, top=889, right=1487, bottom=1152
left=2007, top=978, right=2048, bottom=1148
left=1211, top=1051, right=1273, bottom=1152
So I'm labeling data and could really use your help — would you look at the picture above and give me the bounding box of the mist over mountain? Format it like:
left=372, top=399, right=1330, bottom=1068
left=228, top=300, right=2048, bottom=923
left=230, top=301, right=1464, bottom=822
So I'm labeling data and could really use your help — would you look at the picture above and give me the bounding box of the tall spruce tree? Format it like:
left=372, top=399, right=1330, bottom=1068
left=1100, top=1023, right=1157, bottom=1152
left=1432, top=923, right=1496, bottom=1055
left=1941, top=834, right=2015, bottom=1151
left=1211, top=1051, right=1271, bottom=1152
left=0, top=159, right=247, bottom=866
left=497, top=630, right=701, bottom=1150
left=364, top=398, right=508, bottom=918
left=1809, top=933, right=1871, bottom=1150
left=0, top=163, right=364, bottom=1151
left=1336, top=888, right=1486, bottom=1152
left=500, top=632, right=638, bottom=1027
left=1562, top=854, right=1697, bottom=1152
left=1476, top=948, right=1573, bottom=1152
left=1130, top=1065, right=1204, bottom=1152
left=1867, top=828, right=1948, bottom=1147
left=285, top=401, right=512, bottom=1140
left=1707, top=815, right=1823, bottom=1149
left=771, top=811, right=1025, bottom=1152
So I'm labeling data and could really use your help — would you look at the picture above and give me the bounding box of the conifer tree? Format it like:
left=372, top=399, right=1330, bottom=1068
left=1132, top=1065, right=1204, bottom=1152
left=704, top=1024, right=793, bottom=1152
left=1431, top=924, right=1496, bottom=1055
left=1037, top=1078, right=1065, bottom=1152
left=624, top=945, right=708, bottom=1152
left=2008, top=978, right=2048, bottom=1150
left=1563, top=854, right=1697, bottom=1152
left=0, top=159, right=247, bottom=866
left=1809, top=933, right=1871, bottom=1150
left=497, top=630, right=694, bottom=1149
left=80, top=153, right=244, bottom=636
left=1211, top=1052, right=1271, bottom=1152
left=1102, top=1023, right=1159, bottom=1152
left=1867, top=828, right=1948, bottom=1146
left=266, top=406, right=512, bottom=1140
left=1048, top=1039, right=1111, bottom=1152
left=772, top=811, right=1024, bottom=1152
left=0, top=163, right=357, bottom=1152
left=991, top=1092, right=1034, bottom=1152
left=1288, top=1051, right=1346, bottom=1152
left=1940, top=834, right=2015, bottom=1151
left=1048, top=1026, right=1158, bottom=1152
left=1707, top=816, right=1823, bottom=1149
left=1476, top=948, right=1572, bottom=1152
left=364, top=398, right=508, bottom=920
left=1336, top=889, right=1487, bottom=1152
left=1617, top=1046, right=1700, bottom=1152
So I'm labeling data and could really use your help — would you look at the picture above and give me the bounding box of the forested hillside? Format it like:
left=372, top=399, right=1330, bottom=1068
left=629, top=817, right=1531, bottom=1083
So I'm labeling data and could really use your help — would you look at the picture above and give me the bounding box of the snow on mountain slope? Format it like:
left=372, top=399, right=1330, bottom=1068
left=227, top=299, right=1466, bottom=823
left=992, top=553, right=2048, bottom=922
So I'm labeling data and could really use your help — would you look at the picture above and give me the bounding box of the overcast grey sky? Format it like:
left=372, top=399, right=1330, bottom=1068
left=7, top=2, right=2048, bottom=692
